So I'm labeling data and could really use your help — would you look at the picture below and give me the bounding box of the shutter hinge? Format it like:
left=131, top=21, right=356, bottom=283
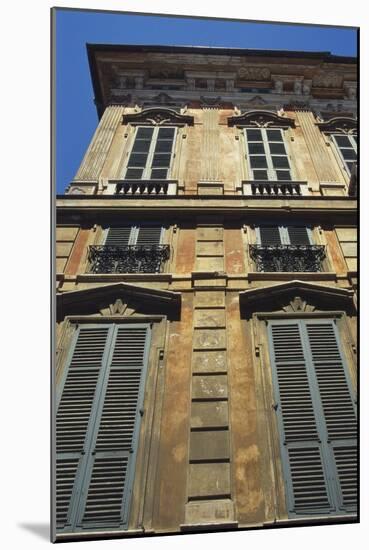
left=272, top=403, right=279, bottom=411
left=139, top=408, right=145, bottom=417
left=159, top=350, right=164, bottom=361
left=255, top=346, right=260, bottom=357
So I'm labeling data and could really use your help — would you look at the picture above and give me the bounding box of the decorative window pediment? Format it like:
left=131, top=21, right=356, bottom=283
left=316, top=116, right=357, bottom=134
left=239, top=280, right=355, bottom=316
left=122, top=107, right=194, bottom=126
left=57, top=282, right=181, bottom=321
left=228, top=109, right=295, bottom=128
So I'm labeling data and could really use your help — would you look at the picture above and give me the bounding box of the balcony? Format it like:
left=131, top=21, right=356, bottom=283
left=249, top=244, right=326, bottom=272
left=111, top=179, right=178, bottom=195
left=242, top=180, right=309, bottom=196
left=87, top=245, right=170, bottom=274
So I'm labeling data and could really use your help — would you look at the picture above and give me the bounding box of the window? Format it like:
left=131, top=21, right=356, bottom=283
left=56, top=323, right=151, bottom=533
left=250, top=226, right=326, bottom=272
left=104, top=225, right=164, bottom=247
left=88, top=226, right=169, bottom=274
left=331, top=133, right=357, bottom=176
left=267, top=319, right=357, bottom=516
left=256, top=226, right=312, bottom=246
left=244, top=128, right=292, bottom=181
left=124, top=126, right=176, bottom=180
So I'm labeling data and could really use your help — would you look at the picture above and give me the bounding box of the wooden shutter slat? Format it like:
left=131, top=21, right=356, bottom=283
left=136, top=226, right=162, bottom=245
left=271, top=324, right=319, bottom=443
left=268, top=319, right=357, bottom=516
left=79, top=325, right=150, bottom=529
left=56, top=327, right=111, bottom=529
left=287, top=227, right=311, bottom=245
left=105, top=227, right=132, bottom=246
left=306, top=323, right=357, bottom=441
left=259, top=227, right=281, bottom=245
left=269, top=322, right=331, bottom=515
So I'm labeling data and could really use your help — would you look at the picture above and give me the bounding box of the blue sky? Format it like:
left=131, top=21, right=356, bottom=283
left=55, top=9, right=357, bottom=194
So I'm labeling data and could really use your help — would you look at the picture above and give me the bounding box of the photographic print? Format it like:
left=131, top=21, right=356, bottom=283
left=52, top=7, right=358, bottom=542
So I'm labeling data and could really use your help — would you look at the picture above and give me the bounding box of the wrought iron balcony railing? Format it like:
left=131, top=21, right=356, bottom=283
left=87, top=245, right=170, bottom=274
left=249, top=244, right=326, bottom=272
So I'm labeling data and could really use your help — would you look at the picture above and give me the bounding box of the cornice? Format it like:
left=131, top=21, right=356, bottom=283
left=228, top=109, right=295, bottom=128
left=122, top=107, right=194, bottom=126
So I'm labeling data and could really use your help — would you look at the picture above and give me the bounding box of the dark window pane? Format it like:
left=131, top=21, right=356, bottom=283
left=132, top=140, right=151, bottom=153
left=334, top=135, right=351, bottom=148
left=250, top=156, right=268, bottom=168
left=128, top=153, right=147, bottom=167
left=154, top=140, right=173, bottom=153
left=266, top=129, right=283, bottom=142
left=136, top=127, right=154, bottom=139
left=158, top=127, right=175, bottom=139
left=248, top=143, right=265, bottom=154
left=125, top=168, right=144, bottom=179
left=150, top=168, right=168, bottom=179
left=253, top=170, right=269, bottom=180
left=259, top=226, right=282, bottom=245
left=342, top=149, right=356, bottom=160
left=272, top=156, right=290, bottom=169
left=152, top=154, right=171, bottom=167
left=269, top=142, right=287, bottom=155
left=246, top=129, right=262, bottom=141
left=276, top=170, right=292, bottom=181
left=346, top=162, right=355, bottom=174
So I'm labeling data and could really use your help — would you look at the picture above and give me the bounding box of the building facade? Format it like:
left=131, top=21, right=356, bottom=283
left=54, top=45, right=357, bottom=541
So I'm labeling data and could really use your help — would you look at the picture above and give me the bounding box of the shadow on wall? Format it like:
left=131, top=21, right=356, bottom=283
left=18, top=523, right=49, bottom=541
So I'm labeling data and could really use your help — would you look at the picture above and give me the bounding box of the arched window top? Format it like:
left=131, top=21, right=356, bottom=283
left=316, top=116, right=357, bottom=135
left=227, top=109, right=295, bottom=129
left=122, top=107, right=194, bottom=127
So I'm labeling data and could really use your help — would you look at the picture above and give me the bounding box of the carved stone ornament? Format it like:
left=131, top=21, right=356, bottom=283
left=316, top=116, right=357, bottom=134
left=238, top=67, right=270, bottom=81
left=122, top=107, right=194, bottom=126
left=228, top=109, right=295, bottom=128
left=239, top=280, right=355, bottom=317
left=282, top=296, right=316, bottom=313
left=56, top=282, right=181, bottom=322
left=313, top=71, right=343, bottom=88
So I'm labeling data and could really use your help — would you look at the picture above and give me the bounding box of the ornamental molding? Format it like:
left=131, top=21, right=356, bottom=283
left=57, top=282, right=181, bottom=321
left=237, top=67, right=270, bottom=80
left=316, top=116, right=357, bottom=134
left=228, top=109, right=295, bottom=128
left=122, top=107, right=194, bottom=126
left=239, top=280, right=355, bottom=316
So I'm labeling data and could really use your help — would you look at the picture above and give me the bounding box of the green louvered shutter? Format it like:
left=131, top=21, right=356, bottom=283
left=259, top=227, right=282, bottom=245
left=56, top=326, right=113, bottom=530
left=286, top=226, right=311, bottom=245
left=268, top=319, right=357, bottom=517
left=105, top=227, right=132, bottom=246
left=305, top=322, right=357, bottom=511
left=136, top=226, right=162, bottom=246
left=56, top=324, right=151, bottom=533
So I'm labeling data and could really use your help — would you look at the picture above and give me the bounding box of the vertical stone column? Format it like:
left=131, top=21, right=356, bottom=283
left=201, top=108, right=221, bottom=182
left=183, top=224, right=236, bottom=528
left=295, top=110, right=339, bottom=184
left=74, top=105, right=125, bottom=181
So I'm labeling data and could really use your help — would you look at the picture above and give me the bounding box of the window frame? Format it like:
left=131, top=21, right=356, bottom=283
left=55, top=322, right=152, bottom=533
left=244, top=127, right=293, bottom=181
left=103, top=225, right=164, bottom=246
left=330, top=133, right=357, bottom=176
left=255, top=225, right=313, bottom=246
left=123, top=125, right=177, bottom=180
left=266, top=317, right=357, bottom=517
